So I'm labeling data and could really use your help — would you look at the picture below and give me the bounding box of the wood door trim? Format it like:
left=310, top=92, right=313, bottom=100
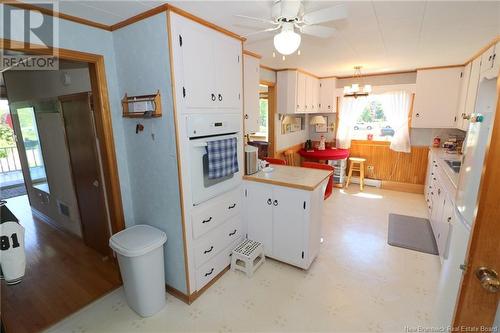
left=165, top=11, right=191, bottom=295
left=266, top=83, right=277, bottom=158
left=243, top=50, right=262, bottom=59
left=260, top=64, right=277, bottom=72
left=452, top=72, right=500, bottom=327
left=1, top=38, right=126, bottom=235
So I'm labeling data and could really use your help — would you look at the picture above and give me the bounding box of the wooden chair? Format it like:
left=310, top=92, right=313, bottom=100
left=302, top=162, right=335, bottom=200
left=283, top=149, right=295, bottom=166
left=264, top=157, right=286, bottom=165
left=345, top=157, right=366, bottom=191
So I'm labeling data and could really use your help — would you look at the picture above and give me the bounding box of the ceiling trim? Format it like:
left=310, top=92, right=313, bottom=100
left=243, top=50, right=262, bottom=59
left=6, top=0, right=112, bottom=31
left=260, top=64, right=276, bottom=72
left=110, top=4, right=169, bottom=31
left=466, top=35, right=500, bottom=64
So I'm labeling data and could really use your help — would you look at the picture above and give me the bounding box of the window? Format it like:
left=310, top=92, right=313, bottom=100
left=259, top=98, right=268, bottom=135
left=351, top=95, right=395, bottom=141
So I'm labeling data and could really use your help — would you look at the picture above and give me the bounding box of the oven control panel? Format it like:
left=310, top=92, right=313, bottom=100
left=187, top=114, right=241, bottom=138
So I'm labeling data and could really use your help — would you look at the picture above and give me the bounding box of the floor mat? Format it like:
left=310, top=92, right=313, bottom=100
left=388, top=213, right=438, bottom=255
left=0, top=185, right=27, bottom=200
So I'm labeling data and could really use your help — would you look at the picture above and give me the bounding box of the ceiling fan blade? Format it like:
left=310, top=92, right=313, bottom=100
left=302, top=4, right=347, bottom=25
left=235, top=14, right=278, bottom=26
left=300, top=25, right=337, bottom=38
left=243, top=26, right=281, bottom=37
left=280, top=0, right=302, bottom=19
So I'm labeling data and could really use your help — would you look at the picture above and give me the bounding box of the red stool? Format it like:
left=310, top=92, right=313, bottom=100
left=264, top=158, right=287, bottom=165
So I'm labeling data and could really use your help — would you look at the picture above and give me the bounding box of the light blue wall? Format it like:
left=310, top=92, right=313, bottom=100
left=1, top=5, right=135, bottom=225
left=112, top=13, right=186, bottom=294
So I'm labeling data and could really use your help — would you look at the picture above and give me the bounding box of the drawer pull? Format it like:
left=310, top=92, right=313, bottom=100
left=205, top=268, right=214, bottom=277
left=204, top=246, right=214, bottom=254
left=202, top=217, right=212, bottom=224
left=229, top=229, right=237, bottom=236
left=228, top=203, right=236, bottom=209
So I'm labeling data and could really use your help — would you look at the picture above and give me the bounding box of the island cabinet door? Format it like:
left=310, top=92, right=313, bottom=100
left=271, top=186, right=308, bottom=267
left=244, top=182, right=273, bottom=255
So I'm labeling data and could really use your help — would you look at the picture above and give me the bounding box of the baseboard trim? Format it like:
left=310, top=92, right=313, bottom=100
left=165, top=284, right=190, bottom=304
left=187, top=266, right=230, bottom=304
left=348, top=177, right=381, bottom=188
left=381, top=181, right=424, bottom=194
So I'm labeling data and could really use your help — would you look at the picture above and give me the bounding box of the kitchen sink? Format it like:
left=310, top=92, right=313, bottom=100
left=445, top=160, right=461, bottom=173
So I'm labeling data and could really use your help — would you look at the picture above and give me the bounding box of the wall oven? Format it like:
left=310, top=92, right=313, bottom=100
left=187, top=114, right=242, bottom=206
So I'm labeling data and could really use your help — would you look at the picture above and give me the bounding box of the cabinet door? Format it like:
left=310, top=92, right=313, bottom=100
left=438, top=195, right=454, bottom=259
left=319, top=78, right=335, bottom=113
left=413, top=68, right=462, bottom=128
left=243, top=55, right=260, bottom=134
left=430, top=183, right=445, bottom=241
left=492, top=42, right=500, bottom=76
left=312, top=77, right=320, bottom=113
left=296, top=72, right=306, bottom=113
left=244, top=182, right=273, bottom=255
left=480, top=45, right=495, bottom=74
left=176, top=16, right=216, bottom=110
left=271, top=186, right=307, bottom=266
left=305, top=76, right=313, bottom=113
left=456, top=62, right=471, bottom=130
left=214, top=33, right=242, bottom=109
left=463, top=57, right=481, bottom=130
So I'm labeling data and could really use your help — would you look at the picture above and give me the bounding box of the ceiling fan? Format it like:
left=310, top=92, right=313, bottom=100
left=236, top=0, right=347, bottom=56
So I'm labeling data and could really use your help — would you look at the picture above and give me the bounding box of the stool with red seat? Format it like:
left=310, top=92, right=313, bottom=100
left=301, top=162, right=335, bottom=200
left=264, top=157, right=287, bottom=165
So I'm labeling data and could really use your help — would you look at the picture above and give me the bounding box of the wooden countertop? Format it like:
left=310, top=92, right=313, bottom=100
left=243, top=165, right=332, bottom=191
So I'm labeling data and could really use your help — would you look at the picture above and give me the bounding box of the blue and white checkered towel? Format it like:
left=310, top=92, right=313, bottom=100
left=207, top=138, right=239, bottom=179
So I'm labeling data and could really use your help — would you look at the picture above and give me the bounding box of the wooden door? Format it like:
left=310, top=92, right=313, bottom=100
left=214, top=32, right=241, bottom=109
left=244, top=182, right=273, bottom=255
left=452, top=74, right=500, bottom=327
left=272, top=185, right=306, bottom=266
left=59, top=93, right=110, bottom=256
left=175, top=14, right=216, bottom=110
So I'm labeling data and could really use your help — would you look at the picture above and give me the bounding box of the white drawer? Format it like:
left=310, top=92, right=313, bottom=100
left=196, top=237, right=241, bottom=291
left=193, top=215, right=242, bottom=268
left=191, top=187, right=241, bottom=239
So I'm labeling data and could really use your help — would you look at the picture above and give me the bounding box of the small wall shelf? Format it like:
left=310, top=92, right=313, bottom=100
left=122, top=90, right=162, bottom=118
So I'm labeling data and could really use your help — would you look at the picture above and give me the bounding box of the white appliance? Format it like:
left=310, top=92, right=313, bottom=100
left=456, top=70, right=499, bottom=227
left=187, top=114, right=243, bottom=206
left=434, top=68, right=498, bottom=326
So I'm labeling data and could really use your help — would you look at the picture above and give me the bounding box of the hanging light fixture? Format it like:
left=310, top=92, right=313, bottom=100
left=274, top=22, right=301, bottom=56
left=343, top=66, right=372, bottom=98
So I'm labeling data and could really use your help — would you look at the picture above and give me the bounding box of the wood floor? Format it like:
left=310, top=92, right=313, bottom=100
left=1, top=195, right=121, bottom=333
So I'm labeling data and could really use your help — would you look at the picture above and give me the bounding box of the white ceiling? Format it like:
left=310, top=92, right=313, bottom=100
left=43, top=1, right=500, bottom=77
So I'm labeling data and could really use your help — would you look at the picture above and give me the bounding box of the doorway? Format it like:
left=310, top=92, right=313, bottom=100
left=247, top=81, right=276, bottom=158
left=0, top=49, right=123, bottom=333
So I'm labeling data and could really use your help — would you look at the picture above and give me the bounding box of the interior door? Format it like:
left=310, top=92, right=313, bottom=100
left=244, top=182, right=273, bottom=255
left=59, top=93, right=110, bottom=256
left=272, top=186, right=306, bottom=266
left=175, top=14, right=216, bottom=110
left=452, top=74, right=500, bottom=328
left=214, top=32, right=241, bottom=109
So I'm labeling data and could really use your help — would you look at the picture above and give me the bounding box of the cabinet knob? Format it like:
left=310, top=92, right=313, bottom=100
left=245, top=114, right=248, bottom=119
left=415, top=113, right=420, bottom=118
left=447, top=217, right=452, bottom=223
left=267, top=198, right=272, bottom=205
left=305, top=105, right=308, bottom=109
left=273, top=200, right=278, bottom=206
left=218, top=94, right=223, bottom=102
left=211, top=93, right=216, bottom=101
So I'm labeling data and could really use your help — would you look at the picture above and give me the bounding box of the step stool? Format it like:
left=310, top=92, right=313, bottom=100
left=231, top=239, right=265, bottom=277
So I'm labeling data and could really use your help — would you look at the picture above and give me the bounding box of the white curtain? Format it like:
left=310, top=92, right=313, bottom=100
left=381, top=91, right=412, bottom=153
left=336, top=96, right=367, bottom=149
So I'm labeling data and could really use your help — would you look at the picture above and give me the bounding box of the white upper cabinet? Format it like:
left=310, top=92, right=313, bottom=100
left=319, top=78, right=336, bottom=113
left=460, top=58, right=482, bottom=131
left=480, top=42, right=500, bottom=75
left=170, top=13, right=242, bottom=113
left=412, top=67, right=462, bottom=128
left=456, top=62, right=471, bottom=131
left=243, top=54, right=260, bottom=134
left=277, top=70, right=320, bottom=114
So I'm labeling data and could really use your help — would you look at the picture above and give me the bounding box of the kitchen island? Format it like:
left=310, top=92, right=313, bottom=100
left=243, top=165, right=332, bottom=269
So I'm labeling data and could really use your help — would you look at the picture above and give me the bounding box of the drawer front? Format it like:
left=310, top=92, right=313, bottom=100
left=191, top=187, right=242, bottom=239
left=196, top=238, right=241, bottom=291
left=194, top=215, right=242, bottom=268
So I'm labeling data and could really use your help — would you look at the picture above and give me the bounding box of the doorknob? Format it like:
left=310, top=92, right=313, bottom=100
left=92, top=180, right=99, bottom=188
left=475, top=267, right=500, bottom=293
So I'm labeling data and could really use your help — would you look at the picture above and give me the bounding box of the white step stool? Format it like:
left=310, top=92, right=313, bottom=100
left=231, top=239, right=265, bottom=277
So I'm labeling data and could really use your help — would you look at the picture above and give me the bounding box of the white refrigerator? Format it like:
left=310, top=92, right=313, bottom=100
left=434, top=69, right=499, bottom=327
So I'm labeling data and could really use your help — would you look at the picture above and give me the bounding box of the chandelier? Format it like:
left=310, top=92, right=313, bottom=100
left=343, top=66, right=372, bottom=98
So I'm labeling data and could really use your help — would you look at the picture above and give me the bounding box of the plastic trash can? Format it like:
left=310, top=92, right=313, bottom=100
left=109, top=224, right=167, bottom=317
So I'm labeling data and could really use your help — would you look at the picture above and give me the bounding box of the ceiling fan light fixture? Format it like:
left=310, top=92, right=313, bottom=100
left=274, top=23, right=301, bottom=55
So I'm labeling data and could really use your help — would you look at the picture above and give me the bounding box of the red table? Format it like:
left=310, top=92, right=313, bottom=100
left=298, top=148, right=350, bottom=161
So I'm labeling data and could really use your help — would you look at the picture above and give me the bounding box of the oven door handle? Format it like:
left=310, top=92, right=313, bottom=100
left=192, top=142, right=208, bottom=147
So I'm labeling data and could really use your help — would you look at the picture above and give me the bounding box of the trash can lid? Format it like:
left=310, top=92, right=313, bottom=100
left=109, top=224, right=167, bottom=257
